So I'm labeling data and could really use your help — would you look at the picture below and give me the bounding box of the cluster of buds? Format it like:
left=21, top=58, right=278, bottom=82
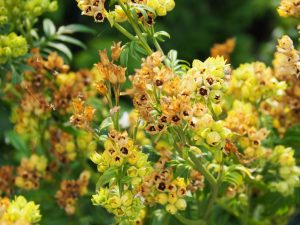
left=25, top=50, right=70, bottom=82
left=257, top=36, right=300, bottom=135
left=146, top=0, right=175, bottom=16
left=273, top=35, right=300, bottom=79
left=97, top=43, right=125, bottom=86
left=4, top=49, right=101, bottom=155
left=0, top=166, right=14, bottom=196
left=91, top=130, right=152, bottom=223
left=266, top=146, right=300, bottom=196
left=47, top=126, right=77, bottom=164
left=139, top=157, right=188, bottom=215
left=225, top=100, right=269, bottom=158
left=92, top=186, right=145, bottom=224
left=229, top=62, right=286, bottom=103
left=0, top=1, right=8, bottom=25
left=194, top=116, right=231, bottom=151
left=14, top=154, right=48, bottom=190
left=70, top=98, right=95, bottom=130
left=185, top=56, right=230, bottom=115
left=0, top=33, right=28, bottom=64
left=76, top=0, right=175, bottom=24
left=55, top=171, right=90, bottom=215
left=91, top=130, right=152, bottom=176
left=44, top=51, right=70, bottom=74
left=0, top=0, right=57, bottom=29
left=277, top=0, right=300, bottom=18
left=0, top=195, right=41, bottom=224
left=11, top=107, right=43, bottom=149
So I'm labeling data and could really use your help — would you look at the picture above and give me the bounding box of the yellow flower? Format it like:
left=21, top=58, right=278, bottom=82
left=278, top=0, right=300, bottom=18
left=165, top=204, right=177, bottom=214
left=175, top=198, right=187, bottom=211
left=147, top=0, right=175, bottom=16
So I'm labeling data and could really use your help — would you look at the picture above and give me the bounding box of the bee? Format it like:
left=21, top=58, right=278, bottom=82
left=224, top=139, right=254, bottom=164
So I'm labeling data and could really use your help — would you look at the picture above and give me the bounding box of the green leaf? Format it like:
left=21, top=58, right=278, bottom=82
left=57, top=24, right=95, bottom=35
left=120, top=45, right=129, bottom=67
left=96, top=167, right=118, bottom=190
left=11, top=65, right=22, bottom=84
left=54, top=35, right=87, bottom=49
left=154, top=31, right=171, bottom=42
left=224, top=171, right=243, bottom=186
left=99, top=117, right=113, bottom=131
left=168, top=49, right=178, bottom=62
left=47, top=42, right=73, bottom=60
left=5, top=130, right=28, bottom=154
left=43, top=19, right=56, bottom=37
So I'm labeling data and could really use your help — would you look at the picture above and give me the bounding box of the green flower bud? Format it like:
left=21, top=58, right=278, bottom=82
left=175, top=198, right=187, bottom=211
left=156, top=193, right=168, bottom=205
left=121, top=191, right=133, bottom=207
left=166, top=204, right=177, bottom=214
left=108, top=196, right=122, bottom=209
left=212, top=103, right=223, bottom=116
left=127, top=166, right=138, bottom=177
left=209, top=90, right=223, bottom=104
left=206, top=131, right=221, bottom=146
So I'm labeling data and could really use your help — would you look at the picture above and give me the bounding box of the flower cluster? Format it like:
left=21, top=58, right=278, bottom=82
left=146, top=0, right=175, bottom=16
left=132, top=52, right=231, bottom=151
left=70, top=98, right=96, bottom=130
left=258, top=35, right=300, bottom=135
left=76, top=0, right=106, bottom=23
left=47, top=126, right=77, bottom=164
left=14, top=154, right=48, bottom=190
left=139, top=157, right=188, bottom=215
left=265, top=146, right=300, bottom=196
left=55, top=171, right=90, bottom=215
left=0, top=0, right=57, bottom=30
left=225, top=100, right=269, bottom=159
left=0, top=195, right=41, bottom=224
left=229, top=62, right=286, bottom=103
left=278, top=0, right=300, bottom=18
left=2, top=0, right=300, bottom=224
left=76, top=0, right=175, bottom=23
left=0, top=33, right=28, bottom=64
left=92, top=186, right=145, bottom=224
left=91, top=130, right=152, bottom=223
left=97, top=46, right=126, bottom=85
left=273, top=35, right=300, bottom=79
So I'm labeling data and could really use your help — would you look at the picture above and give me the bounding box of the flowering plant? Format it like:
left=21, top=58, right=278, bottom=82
left=1, top=0, right=300, bottom=225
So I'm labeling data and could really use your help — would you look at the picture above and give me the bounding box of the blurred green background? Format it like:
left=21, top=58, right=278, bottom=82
left=44, top=0, right=299, bottom=70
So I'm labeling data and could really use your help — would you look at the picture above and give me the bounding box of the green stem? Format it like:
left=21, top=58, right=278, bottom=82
left=189, top=152, right=217, bottom=187
left=204, top=154, right=223, bottom=219
left=112, top=85, right=120, bottom=131
left=174, top=213, right=206, bottom=225
left=113, top=22, right=138, bottom=41
left=118, top=2, right=152, bottom=55
left=150, top=26, right=165, bottom=55
left=132, top=119, right=140, bottom=142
